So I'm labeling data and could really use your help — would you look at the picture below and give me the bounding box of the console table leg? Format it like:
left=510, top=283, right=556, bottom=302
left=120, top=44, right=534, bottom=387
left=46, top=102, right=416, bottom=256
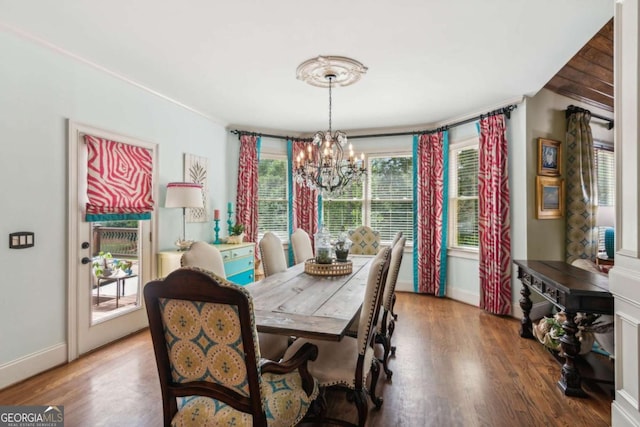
left=519, top=284, right=533, bottom=338
left=558, top=310, right=587, bottom=397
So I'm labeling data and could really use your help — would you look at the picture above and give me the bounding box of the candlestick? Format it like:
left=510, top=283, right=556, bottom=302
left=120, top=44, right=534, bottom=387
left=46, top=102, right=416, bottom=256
left=227, top=203, right=234, bottom=235
left=213, top=219, right=220, bottom=244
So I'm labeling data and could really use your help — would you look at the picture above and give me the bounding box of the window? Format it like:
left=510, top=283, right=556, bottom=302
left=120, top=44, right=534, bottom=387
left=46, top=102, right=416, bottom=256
left=258, top=156, right=288, bottom=240
left=322, top=154, right=413, bottom=244
left=322, top=181, right=363, bottom=238
left=449, top=142, right=479, bottom=249
left=595, top=143, right=614, bottom=251
left=369, top=156, right=413, bottom=242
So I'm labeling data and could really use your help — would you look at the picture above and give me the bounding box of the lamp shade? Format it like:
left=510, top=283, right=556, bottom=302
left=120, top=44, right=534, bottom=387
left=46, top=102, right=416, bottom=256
left=597, top=206, right=615, bottom=228
left=165, top=182, right=204, bottom=208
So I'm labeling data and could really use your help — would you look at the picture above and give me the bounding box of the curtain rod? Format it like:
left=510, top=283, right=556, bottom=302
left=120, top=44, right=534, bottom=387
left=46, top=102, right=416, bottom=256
left=231, top=104, right=518, bottom=141
left=566, top=105, right=614, bottom=130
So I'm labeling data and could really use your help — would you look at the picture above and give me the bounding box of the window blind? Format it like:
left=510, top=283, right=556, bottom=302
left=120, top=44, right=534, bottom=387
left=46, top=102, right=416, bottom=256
left=322, top=181, right=363, bottom=237
left=452, top=146, right=479, bottom=247
left=595, top=146, right=615, bottom=251
left=258, top=158, right=288, bottom=240
left=369, top=156, right=413, bottom=242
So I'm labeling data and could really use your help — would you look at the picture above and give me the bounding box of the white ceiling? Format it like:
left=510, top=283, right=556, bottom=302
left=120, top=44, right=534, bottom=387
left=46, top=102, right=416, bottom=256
left=0, top=1, right=612, bottom=134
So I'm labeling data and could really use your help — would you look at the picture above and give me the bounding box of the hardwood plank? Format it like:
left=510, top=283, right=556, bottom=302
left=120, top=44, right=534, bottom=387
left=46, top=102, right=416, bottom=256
left=0, top=294, right=611, bottom=427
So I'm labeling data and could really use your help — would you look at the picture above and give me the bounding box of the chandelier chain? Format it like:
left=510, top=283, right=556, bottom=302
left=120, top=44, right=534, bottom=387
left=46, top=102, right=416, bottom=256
left=328, top=74, right=333, bottom=134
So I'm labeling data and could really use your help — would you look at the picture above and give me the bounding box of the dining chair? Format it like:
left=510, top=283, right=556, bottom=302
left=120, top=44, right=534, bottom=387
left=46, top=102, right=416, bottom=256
left=348, top=225, right=381, bottom=255
left=376, top=236, right=406, bottom=378
left=345, top=237, right=405, bottom=378
left=259, top=232, right=288, bottom=276
left=180, top=241, right=225, bottom=276
left=290, top=228, right=314, bottom=265
left=144, top=267, right=320, bottom=427
left=390, top=231, right=403, bottom=249
left=282, top=247, right=391, bottom=427
left=181, top=241, right=289, bottom=361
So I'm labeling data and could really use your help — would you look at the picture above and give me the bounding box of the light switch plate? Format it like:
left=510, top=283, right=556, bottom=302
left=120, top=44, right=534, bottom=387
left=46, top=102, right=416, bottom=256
left=9, top=231, right=34, bottom=249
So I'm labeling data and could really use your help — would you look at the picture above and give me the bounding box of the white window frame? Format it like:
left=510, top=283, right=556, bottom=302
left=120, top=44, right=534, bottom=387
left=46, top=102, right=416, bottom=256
left=448, top=137, right=480, bottom=258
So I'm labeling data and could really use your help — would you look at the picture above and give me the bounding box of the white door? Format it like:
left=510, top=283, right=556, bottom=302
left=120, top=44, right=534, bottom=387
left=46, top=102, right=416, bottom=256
left=67, top=121, right=157, bottom=360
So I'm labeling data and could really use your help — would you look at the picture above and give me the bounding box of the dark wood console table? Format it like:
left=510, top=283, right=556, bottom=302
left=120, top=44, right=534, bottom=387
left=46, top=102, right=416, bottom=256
left=513, top=260, right=613, bottom=397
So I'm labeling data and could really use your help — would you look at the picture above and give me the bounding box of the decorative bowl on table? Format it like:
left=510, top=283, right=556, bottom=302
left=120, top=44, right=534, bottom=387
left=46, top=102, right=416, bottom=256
left=304, top=258, right=353, bottom=276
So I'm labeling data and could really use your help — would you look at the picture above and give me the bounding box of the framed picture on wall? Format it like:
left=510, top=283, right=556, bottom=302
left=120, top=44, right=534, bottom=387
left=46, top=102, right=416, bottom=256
left=537, top=138, right=562, bottom=176
left=536, top=176, right=565, bottom=219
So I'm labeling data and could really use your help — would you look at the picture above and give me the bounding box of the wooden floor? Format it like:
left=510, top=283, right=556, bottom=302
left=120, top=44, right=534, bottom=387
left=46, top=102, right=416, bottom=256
left=0, top=293, right=612, bottom=426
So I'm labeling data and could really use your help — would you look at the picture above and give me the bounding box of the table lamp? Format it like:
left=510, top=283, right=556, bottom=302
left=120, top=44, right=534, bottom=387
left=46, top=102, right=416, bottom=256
left=597, top=205, right=615, bottom=259
left=165, top=182, right=204, bottom=249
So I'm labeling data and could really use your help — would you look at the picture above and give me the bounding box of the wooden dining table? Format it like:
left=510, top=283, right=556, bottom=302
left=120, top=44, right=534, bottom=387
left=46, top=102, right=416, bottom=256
left=245, top=255, right=374, bottom=341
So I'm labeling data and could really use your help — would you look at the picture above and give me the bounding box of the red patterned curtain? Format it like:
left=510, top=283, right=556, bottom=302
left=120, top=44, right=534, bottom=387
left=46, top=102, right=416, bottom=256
left=292, top=140, right=319, bottom=238
left=478, top=114, right=511, bottom=315
left=236, top=135, right=260, bottom=244
left=84, top=134, right=154, bottom=222
left=415, top=131, right=448, bottom=296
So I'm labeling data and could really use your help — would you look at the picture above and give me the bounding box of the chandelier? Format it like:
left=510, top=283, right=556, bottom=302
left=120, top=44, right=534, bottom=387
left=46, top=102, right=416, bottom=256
left=294, top=56, right=368, bottom=195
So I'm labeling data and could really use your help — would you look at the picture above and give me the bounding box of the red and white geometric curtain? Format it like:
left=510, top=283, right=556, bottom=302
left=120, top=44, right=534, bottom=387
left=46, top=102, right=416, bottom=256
left=414, top=131, right=448, bottom=296
left=84, top=134, right=154, bottom=222
left=236, top=135, right=261, bottom=244
left=478, top=114, right=511, bottom=315
left=291, top=140, right=319, bottom=238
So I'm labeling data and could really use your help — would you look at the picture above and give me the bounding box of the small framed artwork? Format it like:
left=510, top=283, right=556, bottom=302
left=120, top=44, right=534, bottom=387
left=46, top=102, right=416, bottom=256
left=536, top=176, right=565, bottom=219
left=537, top=138, right=562, bottom=176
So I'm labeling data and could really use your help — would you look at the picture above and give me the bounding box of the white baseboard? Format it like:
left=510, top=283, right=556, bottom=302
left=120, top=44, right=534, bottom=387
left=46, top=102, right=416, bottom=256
left=396, top=283, right=551, bottom=322
left=395, top=280, right=413, bottom=293
left=0, top=343, right=67, bottom=390
left=446, top=287, right=479, bottom=307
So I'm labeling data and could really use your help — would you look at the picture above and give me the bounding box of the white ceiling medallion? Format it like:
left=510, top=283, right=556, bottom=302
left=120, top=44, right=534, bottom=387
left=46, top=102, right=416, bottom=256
left=296, top=55, right=368, bottom=87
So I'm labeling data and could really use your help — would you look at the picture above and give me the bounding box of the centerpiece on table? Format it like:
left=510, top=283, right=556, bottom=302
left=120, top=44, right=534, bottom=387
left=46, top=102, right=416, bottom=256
left=334, top=229, right=352, bottom=262
left=314, top=225, right=333, bottom=264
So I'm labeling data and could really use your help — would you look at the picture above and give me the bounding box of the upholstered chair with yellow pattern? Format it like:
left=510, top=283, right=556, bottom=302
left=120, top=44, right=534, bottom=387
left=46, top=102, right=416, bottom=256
left=144, top=267, right=319, bottom=427
left=181, top=241, right=289, bottom=361
left=282, top=247, right=391, bottom=427
left=348, top=226, right=381, bottom=255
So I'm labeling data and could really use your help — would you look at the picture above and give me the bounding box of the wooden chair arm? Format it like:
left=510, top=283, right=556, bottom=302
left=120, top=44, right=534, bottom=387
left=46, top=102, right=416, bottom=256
left=260, top=342, right=318, bottom=395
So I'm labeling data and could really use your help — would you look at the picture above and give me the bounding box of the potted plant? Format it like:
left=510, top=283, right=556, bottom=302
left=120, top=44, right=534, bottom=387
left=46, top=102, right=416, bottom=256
left=92, top=251, right=113, bottom=277
left=227, top=223, right=245, bottom=244
left=334, top=229, right=352, bottom=262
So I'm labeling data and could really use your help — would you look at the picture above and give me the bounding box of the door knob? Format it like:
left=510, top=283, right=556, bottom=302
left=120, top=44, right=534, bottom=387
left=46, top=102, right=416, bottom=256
left=81, top=242, right=90, bottom=249
left=81, top=257, right=92, bottom=264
